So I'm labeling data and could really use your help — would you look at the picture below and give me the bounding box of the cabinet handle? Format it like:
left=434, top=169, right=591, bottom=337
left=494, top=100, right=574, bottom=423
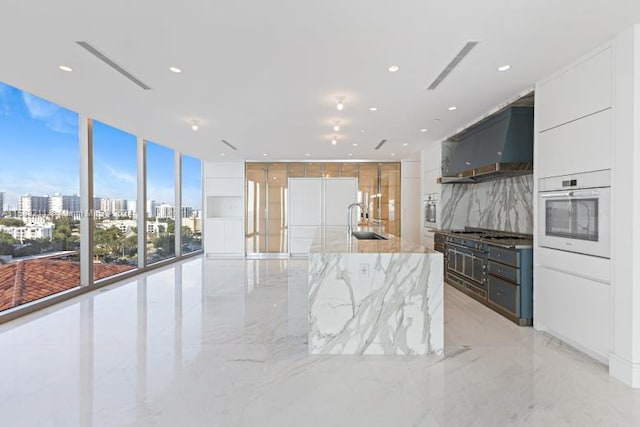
left=496, top=291, right=504, bottom=297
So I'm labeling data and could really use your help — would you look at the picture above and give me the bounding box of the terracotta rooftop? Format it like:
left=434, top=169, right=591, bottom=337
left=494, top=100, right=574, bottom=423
left=0, top=259, right=135, bottom=312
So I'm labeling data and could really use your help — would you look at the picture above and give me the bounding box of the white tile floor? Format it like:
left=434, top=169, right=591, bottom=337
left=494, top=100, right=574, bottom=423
left=0, top=257, right=639, bottom=426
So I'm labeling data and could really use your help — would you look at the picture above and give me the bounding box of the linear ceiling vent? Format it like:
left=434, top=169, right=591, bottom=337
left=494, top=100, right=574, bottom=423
left=76, top=41, right=151, bottom=90
left=221, top=139, right=238, bottom=150
left=427, top=41, right=478, bottom=90
left=374, top=139, right=387, bottom=150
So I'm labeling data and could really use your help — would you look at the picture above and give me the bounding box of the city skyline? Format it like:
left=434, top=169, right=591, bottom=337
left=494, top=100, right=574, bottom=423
left=0, top=81, right=202, bottom=211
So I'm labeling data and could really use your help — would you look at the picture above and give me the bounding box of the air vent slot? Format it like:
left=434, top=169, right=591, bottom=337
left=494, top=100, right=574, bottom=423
left=374, top=139, right=387, bottom=150
left=76, top=41, right=151, bottom=90
left=221, top=139, right=238, bottom=151
left=427, top=41, right=478, bottom=90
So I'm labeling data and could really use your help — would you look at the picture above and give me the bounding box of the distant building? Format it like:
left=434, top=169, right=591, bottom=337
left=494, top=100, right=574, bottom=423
left=0, top=222, right=54, bottom=243
left=146, top=200, right=157, bottom=218
left=49, top=193, right=80, bottom=215
left=0, top=191, right=4, bottom=216
left=155, top=203, right=174, bottom=219
left=99, top=219, right=137, bottom=235
left=146, top=221, right=168, bottom=234
left=93, top=197, right=102, bottom=212
left=109, top=199, right=127, bottom=217
left=19, top=194, right=49, bottom=215
left=184, top=217, right=202, bottom=234
left=127, top=200, right=137, bottom=218
left=181, top=206, right=193, bottom=218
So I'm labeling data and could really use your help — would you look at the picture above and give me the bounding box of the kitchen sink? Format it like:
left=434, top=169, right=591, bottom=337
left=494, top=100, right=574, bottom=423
left=351, top=231, right=388, bottom=240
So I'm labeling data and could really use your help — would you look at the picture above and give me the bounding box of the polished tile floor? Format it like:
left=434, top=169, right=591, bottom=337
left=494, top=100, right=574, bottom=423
left=1, top=257, right=639, bottom=426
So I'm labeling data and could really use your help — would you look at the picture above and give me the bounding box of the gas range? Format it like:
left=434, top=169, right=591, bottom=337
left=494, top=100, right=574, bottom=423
left=442, top=228, right=532, bottom=248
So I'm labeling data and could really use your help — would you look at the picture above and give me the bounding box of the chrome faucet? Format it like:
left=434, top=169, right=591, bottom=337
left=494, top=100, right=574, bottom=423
left=347, top=202, right=366, bottom=234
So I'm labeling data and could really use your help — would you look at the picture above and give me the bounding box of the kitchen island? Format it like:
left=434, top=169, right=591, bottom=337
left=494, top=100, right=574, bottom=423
left=308, top=226, right=443, bottom=355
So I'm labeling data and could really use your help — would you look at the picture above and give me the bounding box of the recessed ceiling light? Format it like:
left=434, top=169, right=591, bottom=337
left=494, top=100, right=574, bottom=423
left=348, top=153, right=353, bottom=157
left=465, top=161, right=471, bottom=165
left=388, top=65, right=400, bottom=73
left=220, top=153, right=225, bottom=156
left=497, top=65, right=511, bottom=72
left=333, top=120, right=341, bottom=132
left=191, top=120, right=199, bottom=131
left=305, top=153, right=311, bottom=157
left=420, top=128, right=428, bottom=132
left=331, top=136, right=338, bottom=145
left=169, top=66, right=182, bottom=73
left=369, top=107, right=378, bottom=112
left=434, top=118, right=441, bottom=122
left=361, top=129, right=366, bottom=133
left=403, top=143, right=408, bottom=146
left=448, top=106, right=457, bottom=111
left=352, top=143, right=358, bottom=147
left=336, top=96, right=345, bottom=111
left=263, top=153, right=268, bottom=157
left=59, top=65, right=73, bottom=72
left=391, top=153, right=396, bottom=156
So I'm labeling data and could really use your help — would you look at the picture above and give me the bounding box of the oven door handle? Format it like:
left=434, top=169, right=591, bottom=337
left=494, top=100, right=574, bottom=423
left=540, top=190, right=599, bottom=198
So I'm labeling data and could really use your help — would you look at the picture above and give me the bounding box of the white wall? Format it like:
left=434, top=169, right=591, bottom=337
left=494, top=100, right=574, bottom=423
left=610, top=25, right=640, bottom=388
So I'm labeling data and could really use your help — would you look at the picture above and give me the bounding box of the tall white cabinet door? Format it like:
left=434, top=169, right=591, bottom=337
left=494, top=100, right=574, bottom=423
left=288, top=179, right=322, bottom=226
left=224, top=219, right=244, bottom=254
left=323, top=178, right=358, bottom=226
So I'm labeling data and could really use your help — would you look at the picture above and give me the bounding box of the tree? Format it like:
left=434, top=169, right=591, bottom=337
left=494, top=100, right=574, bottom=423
left=94, top=226, right=124, bottom=261
left=0, top=218, right=25, bottom=227
left=0, top=231, right=15, bottom=245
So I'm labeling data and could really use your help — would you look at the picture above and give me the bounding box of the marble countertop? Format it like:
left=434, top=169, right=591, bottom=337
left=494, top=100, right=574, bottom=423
left=309, top=226, right=439, bottom=254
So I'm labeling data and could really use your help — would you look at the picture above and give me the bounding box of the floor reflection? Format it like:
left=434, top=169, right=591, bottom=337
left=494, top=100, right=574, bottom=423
left=0, top=256, right=639, bottom=427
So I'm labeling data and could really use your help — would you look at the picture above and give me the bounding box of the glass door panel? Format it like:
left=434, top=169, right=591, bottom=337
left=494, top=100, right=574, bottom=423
left=245, top=163, right=267, bottom=253
left=266, top=163, right=287, bottom=252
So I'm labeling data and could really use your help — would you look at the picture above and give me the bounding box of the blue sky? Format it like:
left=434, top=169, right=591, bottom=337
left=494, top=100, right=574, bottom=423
left=0, top=81, right=201, bottom=210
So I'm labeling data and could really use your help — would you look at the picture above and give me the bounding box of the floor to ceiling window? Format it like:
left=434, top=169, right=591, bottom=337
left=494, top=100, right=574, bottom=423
left=244, top=162, right=401, bottom=254
left=92, top=121, right=138, bottom=280
left=0, top=82, right=81, bottom=311
left=0, top=80, right=204, bottom=317
left=145, top=142, right=176, bottom=264
left=181, top=155, right=202, bottom=254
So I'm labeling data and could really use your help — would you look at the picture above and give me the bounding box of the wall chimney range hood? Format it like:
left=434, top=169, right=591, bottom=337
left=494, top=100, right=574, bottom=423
left=439, top=106, right=534, bottom=184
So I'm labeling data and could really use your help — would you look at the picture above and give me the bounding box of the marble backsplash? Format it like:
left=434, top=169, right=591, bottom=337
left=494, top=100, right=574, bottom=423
left=440, top=175, right=533, bottom=234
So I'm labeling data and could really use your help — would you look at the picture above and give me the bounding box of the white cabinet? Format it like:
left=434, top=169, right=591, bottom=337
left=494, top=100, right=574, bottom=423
left=323, top=179, right=358, bottom=226
left=289, top=179, right=322, bottom=226
left=402, top=160, right=421, bottom=244
left=204, top=161, right=245, bottom=256
left=205, top=219, right=243, bottom=255
left=288, top=178, right=357, bottom=255
left=205, top=177, right=244, bottom=197
left=536, top=47, right=612, bottom=132
left=537, top=108, right=612, bottom=178
left=421, top=143, right=442, bottom=196
left=535, top=265, right=610, bottom=362
left=204, top=161, right=244, bottom=178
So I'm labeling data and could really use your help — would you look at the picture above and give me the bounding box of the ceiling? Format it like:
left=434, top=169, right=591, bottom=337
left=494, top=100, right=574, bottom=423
left=1, top=1, right=639, bottom=161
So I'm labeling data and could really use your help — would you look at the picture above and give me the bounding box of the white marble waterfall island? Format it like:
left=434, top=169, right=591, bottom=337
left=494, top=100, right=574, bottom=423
left=308, top=227, right=444, bottom=355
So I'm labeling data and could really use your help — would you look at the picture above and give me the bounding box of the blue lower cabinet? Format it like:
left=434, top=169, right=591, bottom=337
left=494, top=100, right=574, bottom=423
left=486, top=245, right=533, bottom=326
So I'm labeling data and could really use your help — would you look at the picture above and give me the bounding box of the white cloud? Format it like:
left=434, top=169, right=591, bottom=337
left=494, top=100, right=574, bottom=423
left=21, top=92, right=77, bottom=134
left=105, top=164, right=136, bottom=184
